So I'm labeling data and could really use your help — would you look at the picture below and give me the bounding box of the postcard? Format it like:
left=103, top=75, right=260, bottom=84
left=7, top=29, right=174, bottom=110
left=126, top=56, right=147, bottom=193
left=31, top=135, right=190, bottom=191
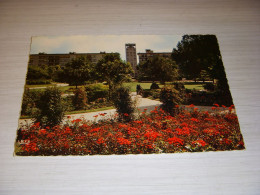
left=14, top=35, right=245, bottom=155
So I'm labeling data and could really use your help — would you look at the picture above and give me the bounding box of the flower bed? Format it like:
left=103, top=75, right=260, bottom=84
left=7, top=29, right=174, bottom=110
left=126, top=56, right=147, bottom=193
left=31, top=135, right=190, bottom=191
left=15, top=106, right=245, bottom=156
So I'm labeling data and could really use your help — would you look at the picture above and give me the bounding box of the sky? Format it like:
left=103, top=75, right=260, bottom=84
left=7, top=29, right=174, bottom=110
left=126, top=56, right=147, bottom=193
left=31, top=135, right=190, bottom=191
left=30, top=35, right=183, bottom=62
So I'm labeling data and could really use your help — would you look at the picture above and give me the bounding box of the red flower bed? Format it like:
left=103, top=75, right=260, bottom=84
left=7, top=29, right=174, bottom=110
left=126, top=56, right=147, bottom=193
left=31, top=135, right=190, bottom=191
left=16, top=106, right=245, bottom=155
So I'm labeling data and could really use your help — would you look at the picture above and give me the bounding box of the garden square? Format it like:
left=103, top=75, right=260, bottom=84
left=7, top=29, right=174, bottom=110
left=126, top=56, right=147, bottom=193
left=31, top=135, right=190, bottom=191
left=14, top=35, right=245, bottom=156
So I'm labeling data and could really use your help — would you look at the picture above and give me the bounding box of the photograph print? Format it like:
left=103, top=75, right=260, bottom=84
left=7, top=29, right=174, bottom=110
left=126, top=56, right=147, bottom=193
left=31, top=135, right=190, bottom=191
left=14, top=35, right=245, bottom=156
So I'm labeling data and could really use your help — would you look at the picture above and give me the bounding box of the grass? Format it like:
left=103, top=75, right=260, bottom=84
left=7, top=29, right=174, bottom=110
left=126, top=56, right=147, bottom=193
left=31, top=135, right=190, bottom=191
left=66, top=106, right=114, bottom=115
left=28, top=85, right=85, bottom=93
left=124, top=82, right=205, bottom=91
left=184, top=84, right=204, bottom=90
left=25, top=84, right=56, bottom=88
left=26, top=81, right=205, bottom=92
left=123, top=82, right=164, bottom=92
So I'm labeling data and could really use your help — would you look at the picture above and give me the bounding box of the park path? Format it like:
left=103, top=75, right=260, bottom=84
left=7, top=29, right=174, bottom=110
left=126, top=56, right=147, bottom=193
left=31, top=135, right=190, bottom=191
left=18, top=92, right=234, bottom=128
left=18, top=93, right=162, bottom=128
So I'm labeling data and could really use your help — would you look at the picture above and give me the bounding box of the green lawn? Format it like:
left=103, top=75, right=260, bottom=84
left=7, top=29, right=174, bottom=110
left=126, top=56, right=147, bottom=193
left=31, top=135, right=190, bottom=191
left=27, top=85, right=85, bottom=93
left=184, top=84, right=204, bottom=90
left=25, top=84, right=56, bottom=88
left=26, top=82, right=205, bottom=93
left=123, top=82, right=165, bottom=92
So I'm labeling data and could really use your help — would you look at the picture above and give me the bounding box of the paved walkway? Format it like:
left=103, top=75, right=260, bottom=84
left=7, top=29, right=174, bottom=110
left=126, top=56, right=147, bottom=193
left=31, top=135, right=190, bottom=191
left=18, top=94, right=162, bottom=128
left=18, top=92, right=235, bottom=128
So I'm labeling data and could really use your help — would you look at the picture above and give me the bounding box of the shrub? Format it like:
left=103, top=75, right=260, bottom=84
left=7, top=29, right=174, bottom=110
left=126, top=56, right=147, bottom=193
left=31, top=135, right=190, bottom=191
left=85, top=84, right=109, bottom=102
left=112, top=86, right=135, bottom=122
left=150, top=82, right=160, bottom=89
left=26, top=79, right=52, bottom=85
left=150, top=89, right=161, bottom=99
left=142, top=89, right=151, bottom=98
left=160, top=87, right=183, bottom=116
left=204, top=82, right=215, bottom=91
left=172, top=82, right=185, bottom=90
left=33, top=87, right=65, bottom=127
left=20, top=88, right=40, bottom=116
left=72, top=87, right=88, bottom=110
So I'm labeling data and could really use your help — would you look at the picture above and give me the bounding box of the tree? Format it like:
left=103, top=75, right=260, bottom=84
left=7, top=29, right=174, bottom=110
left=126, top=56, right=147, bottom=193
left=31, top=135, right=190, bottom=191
left=138, top=56, right=178, bottom=84
left=199, top=70, right=210, bottom=83
left=172, top=35, right=233, bottom=105
left=26, top=65, right=50, bottom=82
left=72, top=87, right=88, bottom=110
left=160, top=86, right=183, bottom=116
left=95, top=53, right=133, bottom=98
left=33, top=87, right=65, bottom=127
left=112, top=86, right=135, bottom=122
left=62, top=57, right=93, bottom=88
left=172, top=35, right=218, bottom=81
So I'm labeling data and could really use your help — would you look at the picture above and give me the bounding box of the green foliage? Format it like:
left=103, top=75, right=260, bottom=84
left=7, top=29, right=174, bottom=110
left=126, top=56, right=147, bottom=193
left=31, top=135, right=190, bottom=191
left=203, top=82, right=215, bottom=91
left=61, top=57, right=94, bottom=88
left=160, top=87, right=183, bottom=116
left=95, top=53, right=134, bottom=98
left=26, top=65, right=52, bottom=84
left=20, top=88, right=40, bottom=116
left=172, top=35, right=219, bottom=80
left=26, top=79, right=52, bottom=85
left=172, top=35, right=233, bottom=105
left=150, top=89, right=161, bottom=99
left=150, top=82, right=160, bottom=89
left=85, top=84, right=109, bottom=102
left=200, top=70, right=210, bottom=82
left=26, top=65, right=50, bottom=80
left=112, top=87, right=135, bottom=122
left=138, top=56, right=178, bottom=84
left=72, top=87, right=87, bottom=110
left=33, top=87, right=65, bottom=127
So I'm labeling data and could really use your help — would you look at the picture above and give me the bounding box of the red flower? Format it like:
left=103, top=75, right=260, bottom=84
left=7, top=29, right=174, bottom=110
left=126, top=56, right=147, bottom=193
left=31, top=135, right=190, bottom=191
left=192, top=139, right=207, bottom=147
left=167, top=137, right=184, bottom=146
left=117, top=137, right=131, bottom=145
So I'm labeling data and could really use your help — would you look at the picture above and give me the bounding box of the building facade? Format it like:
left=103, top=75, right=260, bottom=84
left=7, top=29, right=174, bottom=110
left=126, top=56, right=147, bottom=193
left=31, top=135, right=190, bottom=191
left=28, top=52, right=108, bottom=67
left=125, top=43, right=137, bottom=77
left=137, top=49, right=172, bottom=64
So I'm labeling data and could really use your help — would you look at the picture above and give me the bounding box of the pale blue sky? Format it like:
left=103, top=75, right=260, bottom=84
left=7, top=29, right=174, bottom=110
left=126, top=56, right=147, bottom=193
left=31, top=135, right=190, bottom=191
left=30, top=35, right=182, bottom=61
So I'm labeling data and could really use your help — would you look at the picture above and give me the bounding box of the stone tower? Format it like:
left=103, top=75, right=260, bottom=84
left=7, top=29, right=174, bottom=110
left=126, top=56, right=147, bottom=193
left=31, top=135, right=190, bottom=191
left=125, top=43, right=137, bottom=77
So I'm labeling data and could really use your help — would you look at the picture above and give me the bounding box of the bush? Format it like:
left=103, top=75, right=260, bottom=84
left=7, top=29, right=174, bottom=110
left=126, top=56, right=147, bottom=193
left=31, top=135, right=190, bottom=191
left=112, top=86, right=135, bottom=122
left=150, top=89, right=161, bottom=99
left=33, top=87, right=65, bottom=127
left=20, top=88, right=40, bottom=116
left=150, top=82, right=160, bottom=89
left=85, top=84, right=109, bottom=102
left=160, top=87, right=183, bottom=116
left=72, top=87, right=88, bottom=110
left=203, top=82, right=215, bottom=91
left=172, top=82, right=185, bottom=90
left=26, top=79, right=52, bottom=85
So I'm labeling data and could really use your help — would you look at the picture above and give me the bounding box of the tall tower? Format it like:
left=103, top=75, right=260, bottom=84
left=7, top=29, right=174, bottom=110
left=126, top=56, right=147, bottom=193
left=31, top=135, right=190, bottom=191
left=125, top=43, right=137, bottom=77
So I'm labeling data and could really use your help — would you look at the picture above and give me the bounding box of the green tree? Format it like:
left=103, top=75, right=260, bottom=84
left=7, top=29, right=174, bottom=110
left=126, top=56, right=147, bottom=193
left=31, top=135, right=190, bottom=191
left=62, top=57, right=93, bottom=88
left=160, top=87, right=183, bottom=116
left=112, top=86, right=135, bottom=122
left=26, top=65, right=50, bottom=82
left=138, top=56, right=178, bottom=84
left=95, top=53, right=133, bottom=98
left=72, top=87, right=88, bottom=110
left=33, top=87, right=65, bottom=127
left=172, top=35, right=218, bottom=81
left=200, top=70, right=210, bottom=83
left=172, top=35, right=233, bottom=105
